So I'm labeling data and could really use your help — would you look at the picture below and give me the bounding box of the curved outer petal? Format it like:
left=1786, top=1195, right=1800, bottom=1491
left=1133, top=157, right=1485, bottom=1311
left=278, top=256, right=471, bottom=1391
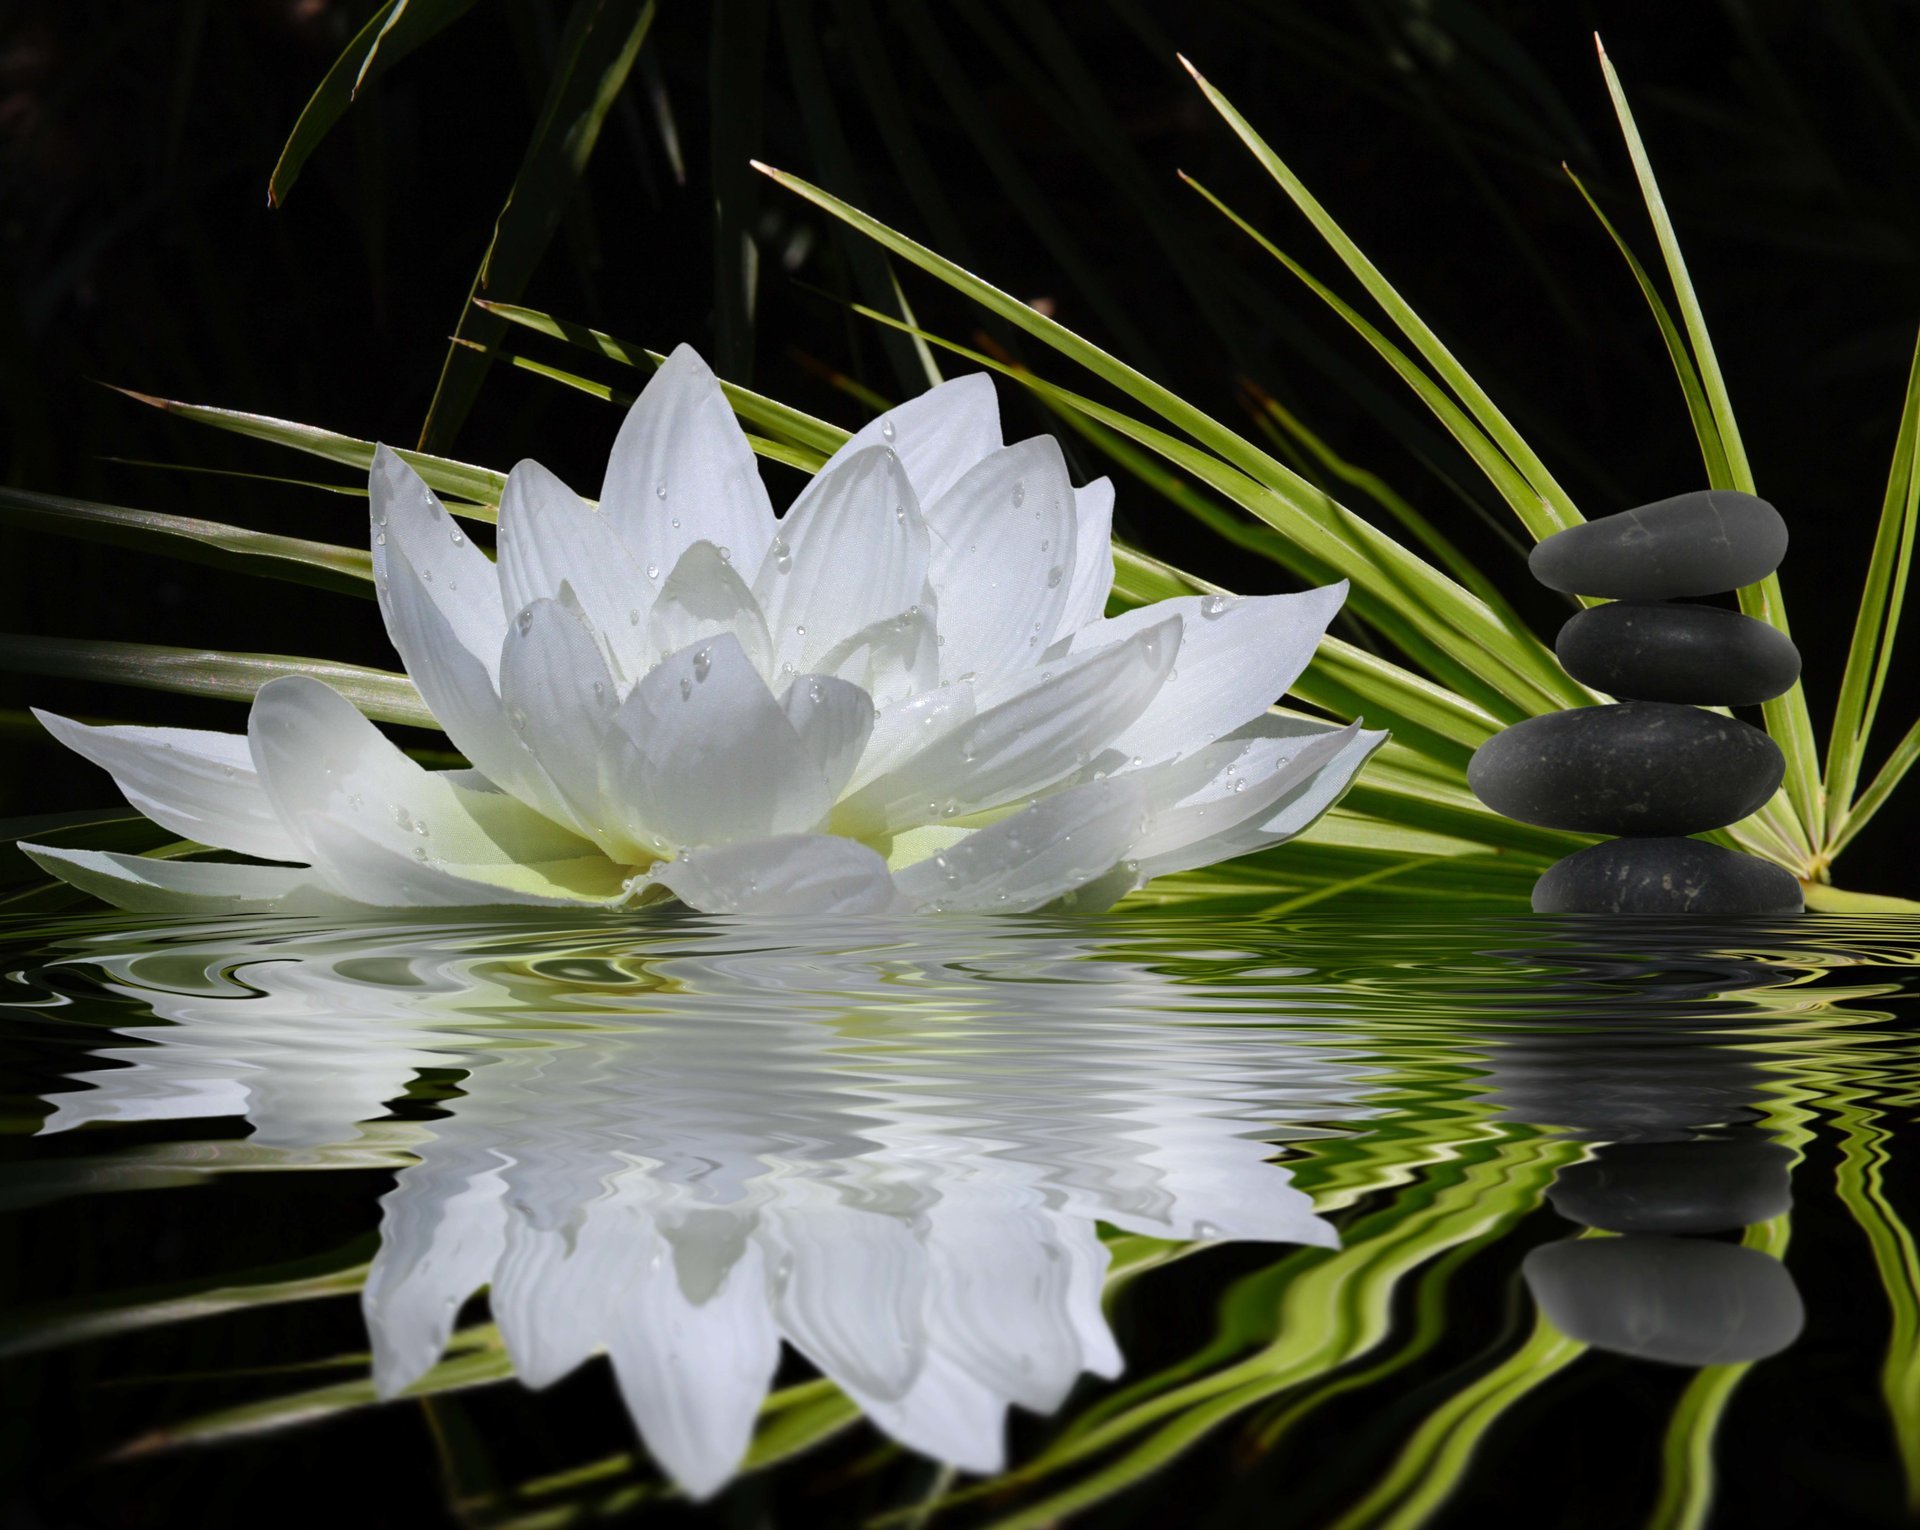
left=649, top=834, right=902, bottom=914
left=491, top=1217, right=618, bottom=1390
left=496, top=593, right=636, bottom=860
left=601, top=346, right=776, bottom=602
left=495, top=458, right=652, bottom=680
left=926, top=436, right=1077, bottom=684
left=247, top=675, right=621, bottom=907
left=366, top=1165, right=509, bottom=1396
left=845, top=1351, right=1008, bottom=1477
left=33, top=711, right=304, bottom=862
left=824, top=372, right=1003, bottom=509
left=814, top=603, right=941, bottom=710
left=893, top=778, right=1149, bottom=913
left=19, top=843, right=343, bottom=914
left=606, top=1237, right=782, bottom=1501
left=646, top=540, right=775, bottom=681
left=847, top=683, right=976, bottom=794
left=1133, top=719, right=1386, bottom=881
left=1053, top=584, right=1348, bottom=768
left=781, top=675, right=876, bottom=802
left=838, top=618, right=1180, bottom=836
left=370, top=445, right=504, bottom=680
left=605, top=634, right=831, bottom=853
left=754, top=446, right=931, bottom=677
left=1055, top=477, right=1115, bottom=640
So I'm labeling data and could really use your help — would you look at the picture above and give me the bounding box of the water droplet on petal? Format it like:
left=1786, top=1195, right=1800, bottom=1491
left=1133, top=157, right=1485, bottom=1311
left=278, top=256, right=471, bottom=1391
left=1047, top=565, right=1063, bottom=588
left=655, top=481, right=668, bottom=500
left=508, top=705, right=528, bottom=733
left=591, top=679, right=605, bottom=700
left=717, top=546, right=732, bottom=563
left=881, top=418, right=897, bottom=442
left=449, top=526, right=464, bottom=545
left=646, top=563, right=659, bottom=580
left=628, top=607, right=641, bottom=626
left=1011, top=479, right=1026, bottom=507
left=692, top=647, right=712, bottom=682
left=1202, top=594, right=1228, bottom=619
left=679, top=677, right=693, bottom=700
left=670, top=516, right=681, bottom=529
left=1232, top=779, right=1247, bottom=793
left=795, top=623, right=807, bottom=639
left=516, top=607, right=533, bottom=635
left=375, top=531, right=387, bottom=546
left=772, top=535, right=792, bottom=574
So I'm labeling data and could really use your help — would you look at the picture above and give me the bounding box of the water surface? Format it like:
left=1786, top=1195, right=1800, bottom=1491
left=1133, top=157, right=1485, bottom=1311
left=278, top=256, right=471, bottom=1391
left=2, top=911, right=1916, bottom=1527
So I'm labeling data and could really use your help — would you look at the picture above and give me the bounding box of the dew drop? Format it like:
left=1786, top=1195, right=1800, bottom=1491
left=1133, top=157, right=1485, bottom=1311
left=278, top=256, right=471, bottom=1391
left=1202, top=594, right=1228, bottom=619
left=717, top=546, right=732, bottom=563
left=508, top=705, right=528, bottom=733
left=1011, top=479, right=1026, bottom=508
left=772, top=535, right=792, bottom=574
left=449, top=526, right=465, bottom=545
left=375, top=531, right=387, bottom=546
left=1232, top=779, right=1247, bottom=793
left=591, top=679, right=605, bottom=700
left=679, top=677, right=693, bottom=700
left=894, top=504, right=907, bottom=524
left=881, top=418, right=897, bottom=442
left=807, top=679, right=824, bottom=704
left=795, top=623, right=807, bottom=639
left=654, top=481, right=668, bottom=500
left=670, top=516, right=681, bottom=529
left=628, top=607, right=641, bottom=626
left=646, top=563, right=660, bottom=580
left=516, top=607, right=533, bottom=635
left=421, top=567, right=434, bottom=583
left=413, top=845, right=431, bottom=862
left=692, top=647, right=712, bottom=682
left=1047, top=565, right=1063, bottom=588
left=1040, top=538, right=1050, bottom=552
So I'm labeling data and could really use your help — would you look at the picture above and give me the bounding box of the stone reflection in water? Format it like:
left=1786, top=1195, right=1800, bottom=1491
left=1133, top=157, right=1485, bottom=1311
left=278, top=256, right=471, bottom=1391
left=35, top=918, right=1370, bottom=1496
left=1483, top=930, right=1806, bottom=1366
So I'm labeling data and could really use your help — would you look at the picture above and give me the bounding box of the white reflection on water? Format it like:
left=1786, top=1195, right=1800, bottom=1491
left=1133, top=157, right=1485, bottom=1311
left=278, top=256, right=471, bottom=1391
left=32, top=916, right=1378, bottom=1494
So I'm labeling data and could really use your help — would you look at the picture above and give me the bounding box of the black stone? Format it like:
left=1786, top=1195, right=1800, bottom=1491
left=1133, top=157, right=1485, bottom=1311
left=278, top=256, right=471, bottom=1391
left=1556, top=601, right=1801, bottom=706
left=1530, top=490, right=1788, bottom=599
left=1468, top=703, right=1784, bottom=835
left=1532, top=837, right=1804, bottom=915
left=1522, top=1236, right=1804, bottom=1366
left=1547, top=1139, right=1793, bottom=1234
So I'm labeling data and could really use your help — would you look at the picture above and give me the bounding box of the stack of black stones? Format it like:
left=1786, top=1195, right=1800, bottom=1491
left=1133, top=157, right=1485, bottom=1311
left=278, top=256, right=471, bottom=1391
left=1468, top=490, right=1805, bottom=915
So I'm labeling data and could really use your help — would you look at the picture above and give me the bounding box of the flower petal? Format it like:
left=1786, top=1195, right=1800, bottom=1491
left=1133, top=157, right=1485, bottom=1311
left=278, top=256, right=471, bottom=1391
left=754, top=446, right=930, bottom=675
left=829, top=372, right=1003, bottom=507
left=33, top=710, right=303, bottom=862
left=370, top=445, right=503, bottom=678
left=495, top=457, right=652, bottom=679
left=606, top=1236, right=781, bottom=1501
left=647, top=540, right=774, bottom=680
left=19, top=843, right=340, bottom=914
left=814, top=603, right=941, bottom=710
left=650, top=834, right=901, bottom=914
left=837, top=618, right=1179, bottom=835
left=846, top=1351, right=1008, bottom=1476
left=761, top=1199, right=929, bottom=1401
left=1053, top=585, right=1348, bottom=767
left=601, top=345, right=776, bottom=589
left=365, top=1165, right=509, bottom=1396
left=1056, top=477, right=1115, bottom=640
left=893, top=778, right=1148, bottom=913
left=605, top=634, right=831, bottom=851
left=847, top=683, right=977, bottom=794
left=926, top=436, right=1077, bottom=683
left=781, top=675, right=876, bottom=801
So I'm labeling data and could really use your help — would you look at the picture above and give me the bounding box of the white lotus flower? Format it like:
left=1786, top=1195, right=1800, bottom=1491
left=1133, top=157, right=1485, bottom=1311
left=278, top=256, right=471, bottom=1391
left=36, top=919, right=1370, bottom=1496
left=25, top=347, right=1383, bottom=914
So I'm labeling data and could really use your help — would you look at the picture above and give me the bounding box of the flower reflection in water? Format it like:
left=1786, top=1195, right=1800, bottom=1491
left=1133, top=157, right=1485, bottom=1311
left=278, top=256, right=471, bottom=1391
left=37, top=917, right=1374, bottom=1496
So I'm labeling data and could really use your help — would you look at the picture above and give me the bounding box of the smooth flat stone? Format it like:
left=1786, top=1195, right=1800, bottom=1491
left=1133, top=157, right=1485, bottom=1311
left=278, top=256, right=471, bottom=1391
left=1556, top=601, right=1800, bottom=705
left=1469, top=703, right=1784, bottom=835
left=1532, top=837, right=1804, bottom=915
left=1530, top=490, right=1787, bottom=599
left=1547, top=1139, right=1792, bottom=1234
left=1523, top=1236, right=1803, bottom=1366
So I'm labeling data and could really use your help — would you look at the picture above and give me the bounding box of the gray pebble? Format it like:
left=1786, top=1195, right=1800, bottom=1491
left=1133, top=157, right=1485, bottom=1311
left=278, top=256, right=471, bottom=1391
left=1547, top=1140, right=1793, bottom=1234
left=1532, top=837, right=1804, bottom=915
left=1523, top=1236, right=1804, bottom=1366
left=1531, top=490, right=1788, bottom=599
left=1556, top=601, right=1800, bottom=705
left=1469, top=703, right=1784, bottom=835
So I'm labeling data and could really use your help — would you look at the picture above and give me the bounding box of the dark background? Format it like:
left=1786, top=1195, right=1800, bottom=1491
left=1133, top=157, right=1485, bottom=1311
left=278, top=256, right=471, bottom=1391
left=4, top=0, right=1918, bottom=891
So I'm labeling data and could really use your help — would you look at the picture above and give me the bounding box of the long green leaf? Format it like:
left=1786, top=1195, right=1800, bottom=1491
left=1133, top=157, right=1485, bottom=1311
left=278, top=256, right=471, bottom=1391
left=0, top=486, right=372, bottom=598
left=267, top=0, right=480, bottom=207
left=419, top=0, right=656, bottom=451
left=1831, top=715, right=1920, bottom=860
left=0, top=636, right=434, bottom=730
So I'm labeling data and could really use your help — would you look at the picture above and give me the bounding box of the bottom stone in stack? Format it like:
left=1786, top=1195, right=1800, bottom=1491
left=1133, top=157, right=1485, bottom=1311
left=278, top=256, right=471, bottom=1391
left=1533, top=837, right=1804, bottom=915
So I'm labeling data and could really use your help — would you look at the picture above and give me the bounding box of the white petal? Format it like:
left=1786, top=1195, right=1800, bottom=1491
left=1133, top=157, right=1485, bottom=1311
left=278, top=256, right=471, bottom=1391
left=1055, top=585, right=1347, bottom=767
left=814, top=604, right=941, bottom=710
left=846, top=683, right=976, bottom=794
left=601, top=346, right=776, bottom=589
left=607, top=1237, right=782, bottom=1502
left=605, top=635, right=830, bottom=851
left=497, top=594, right=634, bottom=859
left=781, top=675, right=875, bottom=800
left=837, top=619, right=1179, bottom=835
left=365, top=1166, right=509, bottom=1396
left=754, top=446, right=930, bottom=675
left=1135, top=720, right=1385, bottom=880
left=1056, top=477, right=1115, bottom=639
left=370, top=445, right=503, bottom=678
left=926, top=436, right=1077, bottom=683
left=647, top=540, right=775, bottom=680
left=495, top=458, right=652, bottom=678
left=829, top=372, right=1002, bottom=507
left=761, top=1202, right=928, bottom=1400
left=491, top=1207, right=630, bottom=1390
left=846, top=1351, right=1008, bottom=1476
left=33, top=710, right=303, bottom=862
left=19, top=843, right=340, bottom=914
left=893, top=779, right=1148, bottom=913
left=650, top=834, right=902, bottom=914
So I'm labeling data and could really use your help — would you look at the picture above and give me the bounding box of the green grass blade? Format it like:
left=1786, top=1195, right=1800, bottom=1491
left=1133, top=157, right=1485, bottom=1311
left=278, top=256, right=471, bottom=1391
left=1596, top=37, right=1821, bottom=854
left=417, top=0, right=656, bottom=451
left=1177, top=56, right=1580, bottom=540
left=109, top=386, right=505, bottom=513
left=1561, top=164, right=1731, bottom=486
left=1823, top=328, right=1920, bottom=840
left=0, top=486, right=372, bottom=598
left=1830, top=714, right=1920, bottom=861
left=267, top=0, right=479, bottom=207
left=0, top=636, right=434, bottom=730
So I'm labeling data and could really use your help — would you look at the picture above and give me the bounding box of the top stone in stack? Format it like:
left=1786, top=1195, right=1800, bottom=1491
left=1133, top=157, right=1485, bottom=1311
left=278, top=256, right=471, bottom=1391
left=1528, top=489, right=1788, bottom=600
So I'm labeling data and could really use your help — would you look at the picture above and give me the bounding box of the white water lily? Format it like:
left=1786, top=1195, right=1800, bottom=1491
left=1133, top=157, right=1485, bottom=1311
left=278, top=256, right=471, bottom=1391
left=26, top=347, right=1382, bottom=914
